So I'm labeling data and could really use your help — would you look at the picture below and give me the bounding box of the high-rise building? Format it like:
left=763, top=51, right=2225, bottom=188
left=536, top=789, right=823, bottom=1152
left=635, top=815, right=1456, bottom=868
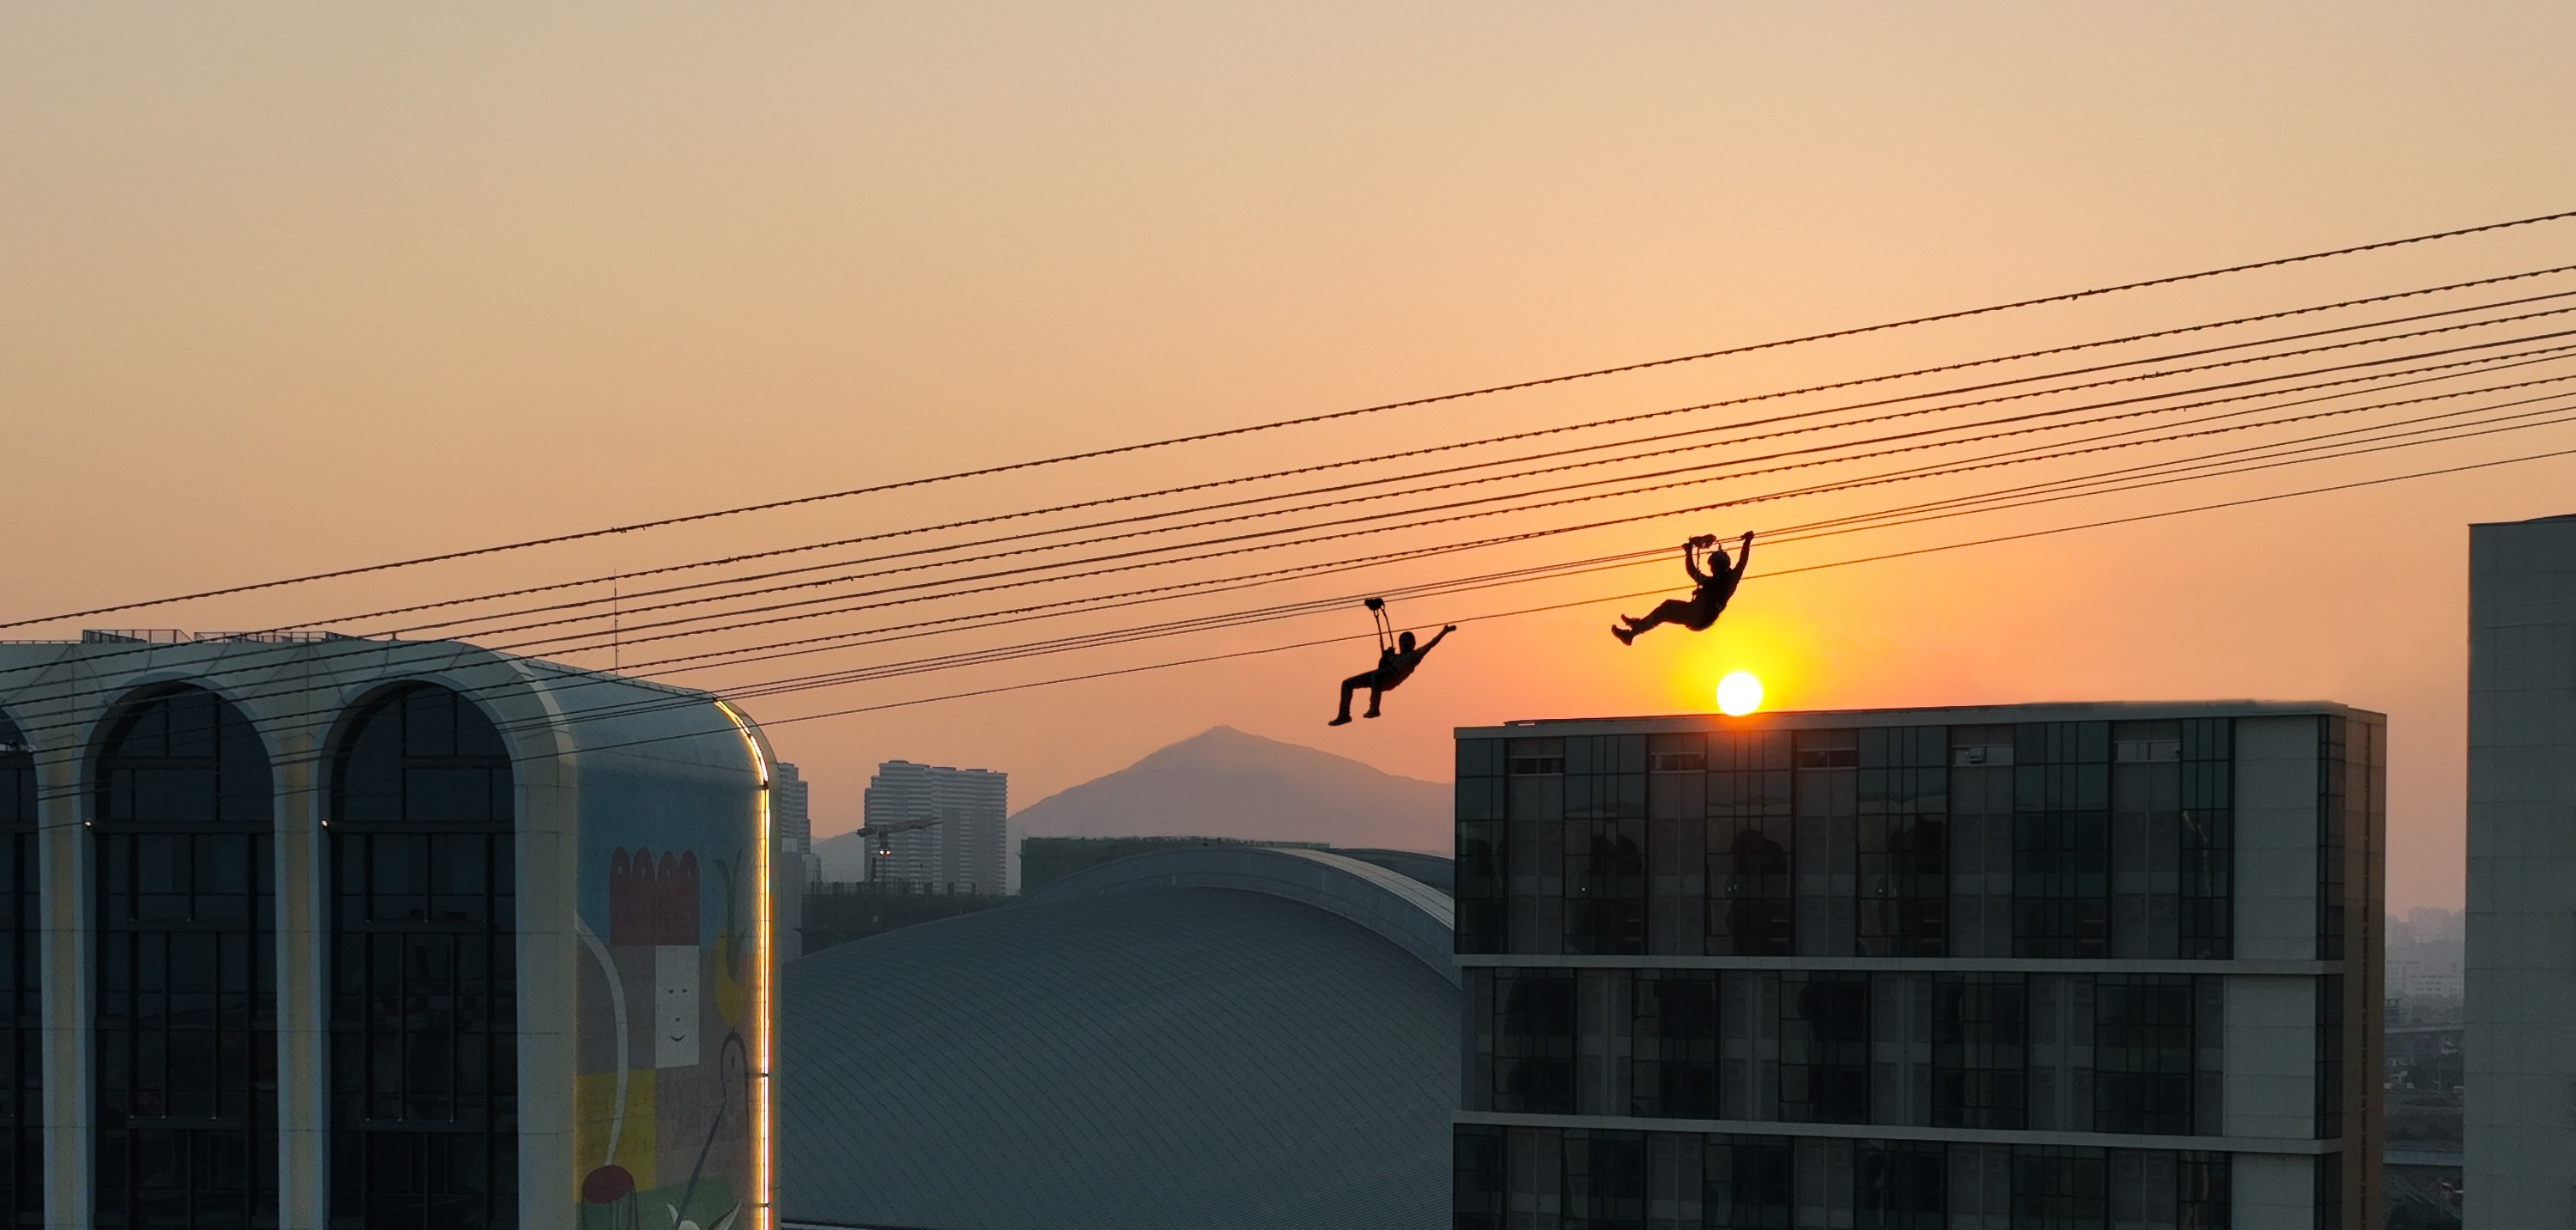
left=2464, top=513, right=2576, bottom=1226
left=0, top=633, right=779, bottom=1230
left=1454, top=703, right=2383, bottom=1227
left=771, top=762, right=813, bottom=961
left=863, top=761, right=1008, bottom=894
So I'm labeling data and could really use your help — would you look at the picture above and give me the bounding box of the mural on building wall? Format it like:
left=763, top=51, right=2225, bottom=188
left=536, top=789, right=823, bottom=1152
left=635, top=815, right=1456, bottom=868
left=575, top=825, right=757, bottom=1230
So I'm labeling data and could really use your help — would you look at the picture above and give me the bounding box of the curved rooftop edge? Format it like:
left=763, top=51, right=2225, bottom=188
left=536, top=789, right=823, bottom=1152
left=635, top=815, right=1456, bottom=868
left=1024, top=844, right=1458, bottom=986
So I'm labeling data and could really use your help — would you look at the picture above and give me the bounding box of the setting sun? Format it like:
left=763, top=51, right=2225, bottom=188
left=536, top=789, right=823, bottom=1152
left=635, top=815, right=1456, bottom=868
left=1716, top=671, right=1765, bottom=716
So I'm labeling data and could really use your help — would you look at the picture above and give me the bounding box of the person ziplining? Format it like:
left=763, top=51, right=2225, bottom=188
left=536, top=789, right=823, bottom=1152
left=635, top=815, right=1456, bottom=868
left=1329, top=597, right=1455, bottom=726
left=1612, top=531, right=1754, bottom=644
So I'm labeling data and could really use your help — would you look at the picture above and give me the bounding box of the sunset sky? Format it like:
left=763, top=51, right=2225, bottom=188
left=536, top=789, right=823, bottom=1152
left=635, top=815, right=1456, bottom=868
left=8, top=3, right=2576, bottom=909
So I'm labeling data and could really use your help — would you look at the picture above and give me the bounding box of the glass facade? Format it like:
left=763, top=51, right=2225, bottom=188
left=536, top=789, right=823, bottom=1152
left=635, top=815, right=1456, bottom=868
left=1454, top=1126, right=2230, bottom=1229
left=1472, top=967, right=2225, bottom=1132
left=0, top=717, right=35, bottom=1227
left=2013, top=723, right=2111, bottom=959
left=1456, top=709, right=2376, bottom=1227
left=327, top=685, right=518, bottom=1230
left=92, top=685, right=279, bottom=1228
left=1454, top=720, right=2245, bottom=963
left=1630, top=971, right=1719, bottom=1119
left=1707, top=732, right=1792, bottom=958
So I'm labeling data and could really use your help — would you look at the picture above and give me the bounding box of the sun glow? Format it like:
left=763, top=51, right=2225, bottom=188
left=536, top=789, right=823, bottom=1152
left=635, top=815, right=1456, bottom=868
left=1716, top=671, right=1765, bottom=716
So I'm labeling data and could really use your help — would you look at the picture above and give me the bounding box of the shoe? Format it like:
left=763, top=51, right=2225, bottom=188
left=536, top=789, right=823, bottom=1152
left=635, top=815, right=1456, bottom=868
left=1328, top=715, right=1352, bottom=727
left=1612, top=624, right=1636, bottom=645
left=1364, top=709, right=1382, bottom=719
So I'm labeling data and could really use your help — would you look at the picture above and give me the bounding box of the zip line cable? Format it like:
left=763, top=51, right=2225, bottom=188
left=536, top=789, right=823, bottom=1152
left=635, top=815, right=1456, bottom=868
left=131, top=434, right=2576, bottom=801
left=15, top=259, right=2574, bottom=703
left=12, top=371, right=2571, bottom=751
left=14, top=337, right=2574, bottom=738
left=486, top=390, right=2576, bottom=724
left=15, top=250, right=2576, bottom=743
left=408, top=320, right=2576, bottom=648
left=12, top=207, right=2574, bottom=630
left=372, top=291, right=2576, bottom=643
left=465, top=344, right=2576, bottom=655
left=171, top=266, right=2576, bottom=642
left=16, top=408, right=2576, bottom=805
left=277, top=267, right=2576, bottom=638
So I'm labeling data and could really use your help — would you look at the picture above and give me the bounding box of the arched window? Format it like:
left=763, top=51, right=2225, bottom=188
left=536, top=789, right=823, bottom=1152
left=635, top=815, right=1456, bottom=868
left=91, top=685, right=278, bottom=1227
left=327, top=685, right=516, bottom=1230
left=0, top=714, right=39, bottom=1225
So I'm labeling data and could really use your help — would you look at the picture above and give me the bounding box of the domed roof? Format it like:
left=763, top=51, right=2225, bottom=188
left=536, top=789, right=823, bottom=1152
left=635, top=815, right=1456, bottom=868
left=779, top=849, right=1458, bottom=1230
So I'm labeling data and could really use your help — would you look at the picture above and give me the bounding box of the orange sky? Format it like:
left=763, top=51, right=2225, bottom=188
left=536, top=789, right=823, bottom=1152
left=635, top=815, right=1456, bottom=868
left=8, top=3, right=2576, bottom=909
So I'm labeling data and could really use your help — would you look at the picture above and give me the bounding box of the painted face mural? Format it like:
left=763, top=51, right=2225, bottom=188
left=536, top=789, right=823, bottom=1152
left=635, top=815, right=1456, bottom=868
left=577, top=831, right=756, bottom=1230
left=656, top=946, right=702, bottom=1070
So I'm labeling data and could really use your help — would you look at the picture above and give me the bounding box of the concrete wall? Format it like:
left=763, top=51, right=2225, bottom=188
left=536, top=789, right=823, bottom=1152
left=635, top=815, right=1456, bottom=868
left=2466, top=516, right=2576, bottom=1229
left=2233, top=716, right=2319, bottom=963
left=2223, top=976, right=2317, bottom=1142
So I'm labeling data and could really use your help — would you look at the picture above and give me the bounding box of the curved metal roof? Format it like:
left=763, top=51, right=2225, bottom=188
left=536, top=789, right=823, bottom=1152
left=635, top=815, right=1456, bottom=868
left=780, top=855, right=1457, bottom=1230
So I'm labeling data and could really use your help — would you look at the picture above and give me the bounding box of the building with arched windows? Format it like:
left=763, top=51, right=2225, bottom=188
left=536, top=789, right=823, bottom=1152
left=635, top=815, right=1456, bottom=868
left=0, top=633, right=781, bottom=1230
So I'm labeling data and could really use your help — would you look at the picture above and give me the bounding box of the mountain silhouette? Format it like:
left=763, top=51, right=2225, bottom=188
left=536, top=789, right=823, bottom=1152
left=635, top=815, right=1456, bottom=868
left=1011, top=725, right=1449, bottom=853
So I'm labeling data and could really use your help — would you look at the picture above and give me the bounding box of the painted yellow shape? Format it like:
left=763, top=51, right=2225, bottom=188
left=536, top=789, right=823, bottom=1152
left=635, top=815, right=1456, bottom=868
left=714, top=929, right=750, bottom=1027
left=572, top=1068, right=658, bottom=1198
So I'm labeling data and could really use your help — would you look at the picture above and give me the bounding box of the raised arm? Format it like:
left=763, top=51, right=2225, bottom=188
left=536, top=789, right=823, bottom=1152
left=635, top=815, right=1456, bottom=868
left=1683, top=540, right=1710, bottom=585
left=1730, top=531, right=1754, bottom=579
left=1421, top=624, right=1457, bottom=655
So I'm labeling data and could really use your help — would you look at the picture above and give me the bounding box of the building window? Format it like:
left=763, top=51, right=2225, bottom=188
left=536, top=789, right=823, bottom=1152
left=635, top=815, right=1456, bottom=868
left=1860, top=728, right=1947, bottom=958
left=0, top=717, right=36, bottom=1227
left=2177, top=1151, right=2230, bottom=1229
left=1707, top=732, right=1793, bottom=956
left=1454, top=1123, right=1505, bottom=1230
left=1564, top=737, right=1646, bottom=956
left=1630, top=971, right=1719, bottom=1119
left=2315, top=975, right=2344, bottom=1141
left=2178, top=720, right=2233, bottom=960
left=1493, top=969, right=1576, bottom=1115
left=1563, top=1130, right=1645, bottom=1230
left=1931, top=973, right=2026, bottom=1130
left=2011, top=1146, right=2106, bottom=1228
left=1455, top=740, right=1507, bottom=956
left=2317, top=718, right=2350, bottom=961
left=2093, top=976, right=2195, bottom=1136
left=91, top=685, right=279, bottom=1228
left=1781, top=972, right=1868, bottom=1124
left=1856, top=1140, right=1942, bottom=1230
left=2312, top=1151, right=2339, bottom=1230
left=1793, top=730, right=1858, bottom=958
left=327, top=685, right=518, bottom=1230
left=2013, top=722, right=2110, bottom=959
left=1703, top=1135, right=1793, bottom=1229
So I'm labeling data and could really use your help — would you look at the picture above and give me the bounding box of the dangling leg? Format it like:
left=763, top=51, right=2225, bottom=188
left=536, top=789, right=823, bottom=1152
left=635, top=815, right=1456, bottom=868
left=1330, top=673, right=1371, bottom=725
left=1613, top=598, right=1701, bottom=644
left=1363, top=680, right=1388, bottom=718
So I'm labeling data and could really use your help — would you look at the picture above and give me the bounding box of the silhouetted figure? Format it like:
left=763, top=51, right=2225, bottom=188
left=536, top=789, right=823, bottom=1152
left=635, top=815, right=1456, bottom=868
left=1330, top=600, right=1455, bottom=725
left=1613, top=531, right=1753, bottom=644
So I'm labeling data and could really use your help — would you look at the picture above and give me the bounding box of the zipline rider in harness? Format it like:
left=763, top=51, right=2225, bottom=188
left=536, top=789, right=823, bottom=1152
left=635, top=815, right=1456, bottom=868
left=1329, top=598, right=1455, bottom=726
left=1613, top=531, right=1753, bottom=644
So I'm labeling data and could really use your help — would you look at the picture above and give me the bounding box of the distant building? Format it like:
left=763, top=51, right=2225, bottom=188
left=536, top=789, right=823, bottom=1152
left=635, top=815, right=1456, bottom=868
left=1455, top=703, right=2384, bottom=1227
left=2388, top=908, right=2464, bottom=1003
left=771, top=762, right=813, bottom=961
left=863, top=760, right=1007, bottom=894
left=2465, top=513, right=2576, bottom=1226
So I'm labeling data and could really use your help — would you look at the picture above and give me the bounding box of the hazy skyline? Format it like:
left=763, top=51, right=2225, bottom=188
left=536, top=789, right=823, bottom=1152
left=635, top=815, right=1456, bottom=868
left=9, top=3, right=2576, bottom=910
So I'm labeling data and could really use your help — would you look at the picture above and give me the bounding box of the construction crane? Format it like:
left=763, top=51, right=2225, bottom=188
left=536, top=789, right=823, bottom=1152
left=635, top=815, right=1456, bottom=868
left=854, top=814, right=942, bottom=883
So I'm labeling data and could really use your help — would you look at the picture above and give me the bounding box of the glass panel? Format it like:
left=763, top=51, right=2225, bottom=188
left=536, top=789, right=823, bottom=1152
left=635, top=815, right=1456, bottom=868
left=90, top=687, right=278, bottom=1227
left=326, top=685, right=519, bottom=1230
